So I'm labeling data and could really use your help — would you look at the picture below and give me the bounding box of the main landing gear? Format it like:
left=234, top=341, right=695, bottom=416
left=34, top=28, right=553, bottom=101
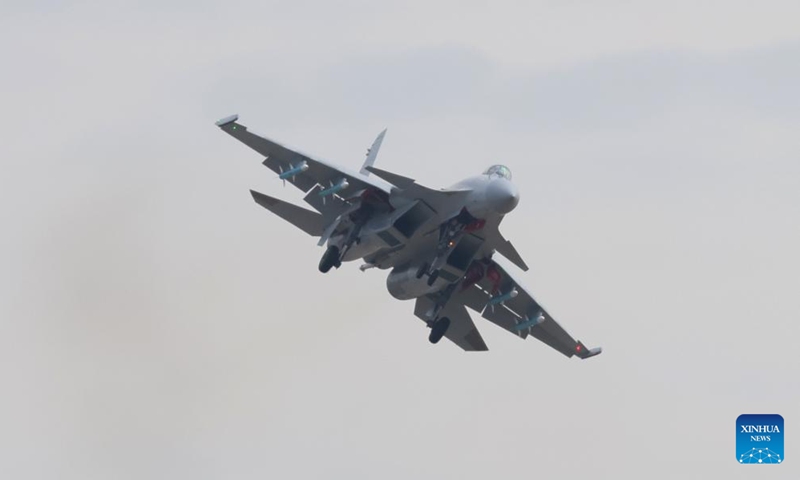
left=318, top=245, right=341, bottom=273
left=427, top=317, right=451, bottom=344
left=415, top=262, right=440, bottom=286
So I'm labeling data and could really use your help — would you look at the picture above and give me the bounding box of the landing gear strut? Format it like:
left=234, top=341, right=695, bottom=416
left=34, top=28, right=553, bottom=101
left=422, top=209, right=484, bottom=283
left=415, top=262, right=439, bottom=286
left=318, top=245, right=341, bottom=273
left=428, top=317, right=451, bottom=344
left=415, top=262, right=428, bottom=279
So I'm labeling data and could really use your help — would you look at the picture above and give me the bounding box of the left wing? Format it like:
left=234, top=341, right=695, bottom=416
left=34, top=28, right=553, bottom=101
left=216, top=115, right=391, bottom=202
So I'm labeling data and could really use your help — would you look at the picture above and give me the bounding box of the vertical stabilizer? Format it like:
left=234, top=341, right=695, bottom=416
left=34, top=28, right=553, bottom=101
left=360, top=129, right=387, bottom=176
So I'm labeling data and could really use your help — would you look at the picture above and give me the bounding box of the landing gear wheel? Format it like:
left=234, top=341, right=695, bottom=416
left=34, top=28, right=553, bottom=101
left=426, top=269, right=439, bottom=286
left=428, top=317, right=450, bottom=344
left=318, top=245, right=340, bottom=273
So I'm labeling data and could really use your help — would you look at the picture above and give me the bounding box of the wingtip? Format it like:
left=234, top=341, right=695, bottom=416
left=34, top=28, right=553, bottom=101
left=575, top=342, right=602, bottom=359
left=215, top=114, right=239, bottom=127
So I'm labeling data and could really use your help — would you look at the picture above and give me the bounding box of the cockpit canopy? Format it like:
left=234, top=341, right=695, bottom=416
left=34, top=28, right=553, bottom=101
left=483, top=164, right=512, bottom=180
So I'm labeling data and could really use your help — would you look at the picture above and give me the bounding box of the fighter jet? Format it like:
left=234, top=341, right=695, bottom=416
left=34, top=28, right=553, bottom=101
left=216, top=114, right=601, bottom=358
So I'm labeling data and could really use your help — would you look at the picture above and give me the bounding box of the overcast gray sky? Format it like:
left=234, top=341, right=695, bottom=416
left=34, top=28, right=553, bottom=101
left=1, top=1, right=799, bottom=479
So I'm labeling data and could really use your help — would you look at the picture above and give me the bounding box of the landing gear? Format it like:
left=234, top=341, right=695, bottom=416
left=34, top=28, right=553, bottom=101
left=415, top=262, right=428, bottom=279
left=318, top=245, right=341, bottom=273
left=428, top=317, right=451, bottom=344
left=426, top=209, right=480, bottom=278
left=415, top=261, right=439, bottom=286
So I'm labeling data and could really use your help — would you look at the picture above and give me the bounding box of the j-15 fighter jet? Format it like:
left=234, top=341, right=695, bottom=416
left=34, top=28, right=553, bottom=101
left=217, top=114, right=601, bottom=359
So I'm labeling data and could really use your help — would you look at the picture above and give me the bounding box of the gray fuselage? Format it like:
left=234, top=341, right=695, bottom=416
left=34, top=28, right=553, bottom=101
left=331, top=168, right=520, bottom=300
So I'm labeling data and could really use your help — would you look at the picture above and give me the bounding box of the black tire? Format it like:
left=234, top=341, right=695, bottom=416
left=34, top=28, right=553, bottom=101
left=428, top=317, right=451, bottom=344
left=318, top=246, right=340, bottom=273
left=426, top=270, right=439, bottom=286
left=319, top=260, right=333, bottom=273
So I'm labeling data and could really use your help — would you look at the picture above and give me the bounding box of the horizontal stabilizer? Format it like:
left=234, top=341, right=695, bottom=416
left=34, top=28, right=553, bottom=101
left=250, top=190, right=325, bottom=237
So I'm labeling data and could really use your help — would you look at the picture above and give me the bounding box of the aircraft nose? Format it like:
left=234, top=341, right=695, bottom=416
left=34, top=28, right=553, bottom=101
left=487, top=179, right=519, bottom=214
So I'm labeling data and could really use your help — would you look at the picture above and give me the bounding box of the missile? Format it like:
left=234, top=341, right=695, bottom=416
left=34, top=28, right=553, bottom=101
left=278, top=161, right=309, bottom=185
left=487, top=288, right=518, bottom=309
left=514, top=312, right=545, bottom=332
left=319, top=178, right=350, bottom=199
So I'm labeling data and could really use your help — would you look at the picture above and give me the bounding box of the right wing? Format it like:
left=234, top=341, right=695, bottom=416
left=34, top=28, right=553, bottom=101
left=437, top=257, right=602, bottom=358
left=216, top=115, right=391, bottom=202
left=476, top=258, right=602, bottom=358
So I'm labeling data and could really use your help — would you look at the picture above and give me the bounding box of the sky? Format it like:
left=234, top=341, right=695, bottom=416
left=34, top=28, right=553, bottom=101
left=1, top=1, right=799, bottom=478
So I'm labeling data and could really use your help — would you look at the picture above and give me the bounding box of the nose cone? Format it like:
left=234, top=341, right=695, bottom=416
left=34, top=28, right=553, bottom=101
left=486, top=179, right=519, bottom=214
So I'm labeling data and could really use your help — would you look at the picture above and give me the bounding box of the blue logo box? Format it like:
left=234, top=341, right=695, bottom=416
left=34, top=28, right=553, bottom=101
left=737, top=414, right=784, bottom=464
